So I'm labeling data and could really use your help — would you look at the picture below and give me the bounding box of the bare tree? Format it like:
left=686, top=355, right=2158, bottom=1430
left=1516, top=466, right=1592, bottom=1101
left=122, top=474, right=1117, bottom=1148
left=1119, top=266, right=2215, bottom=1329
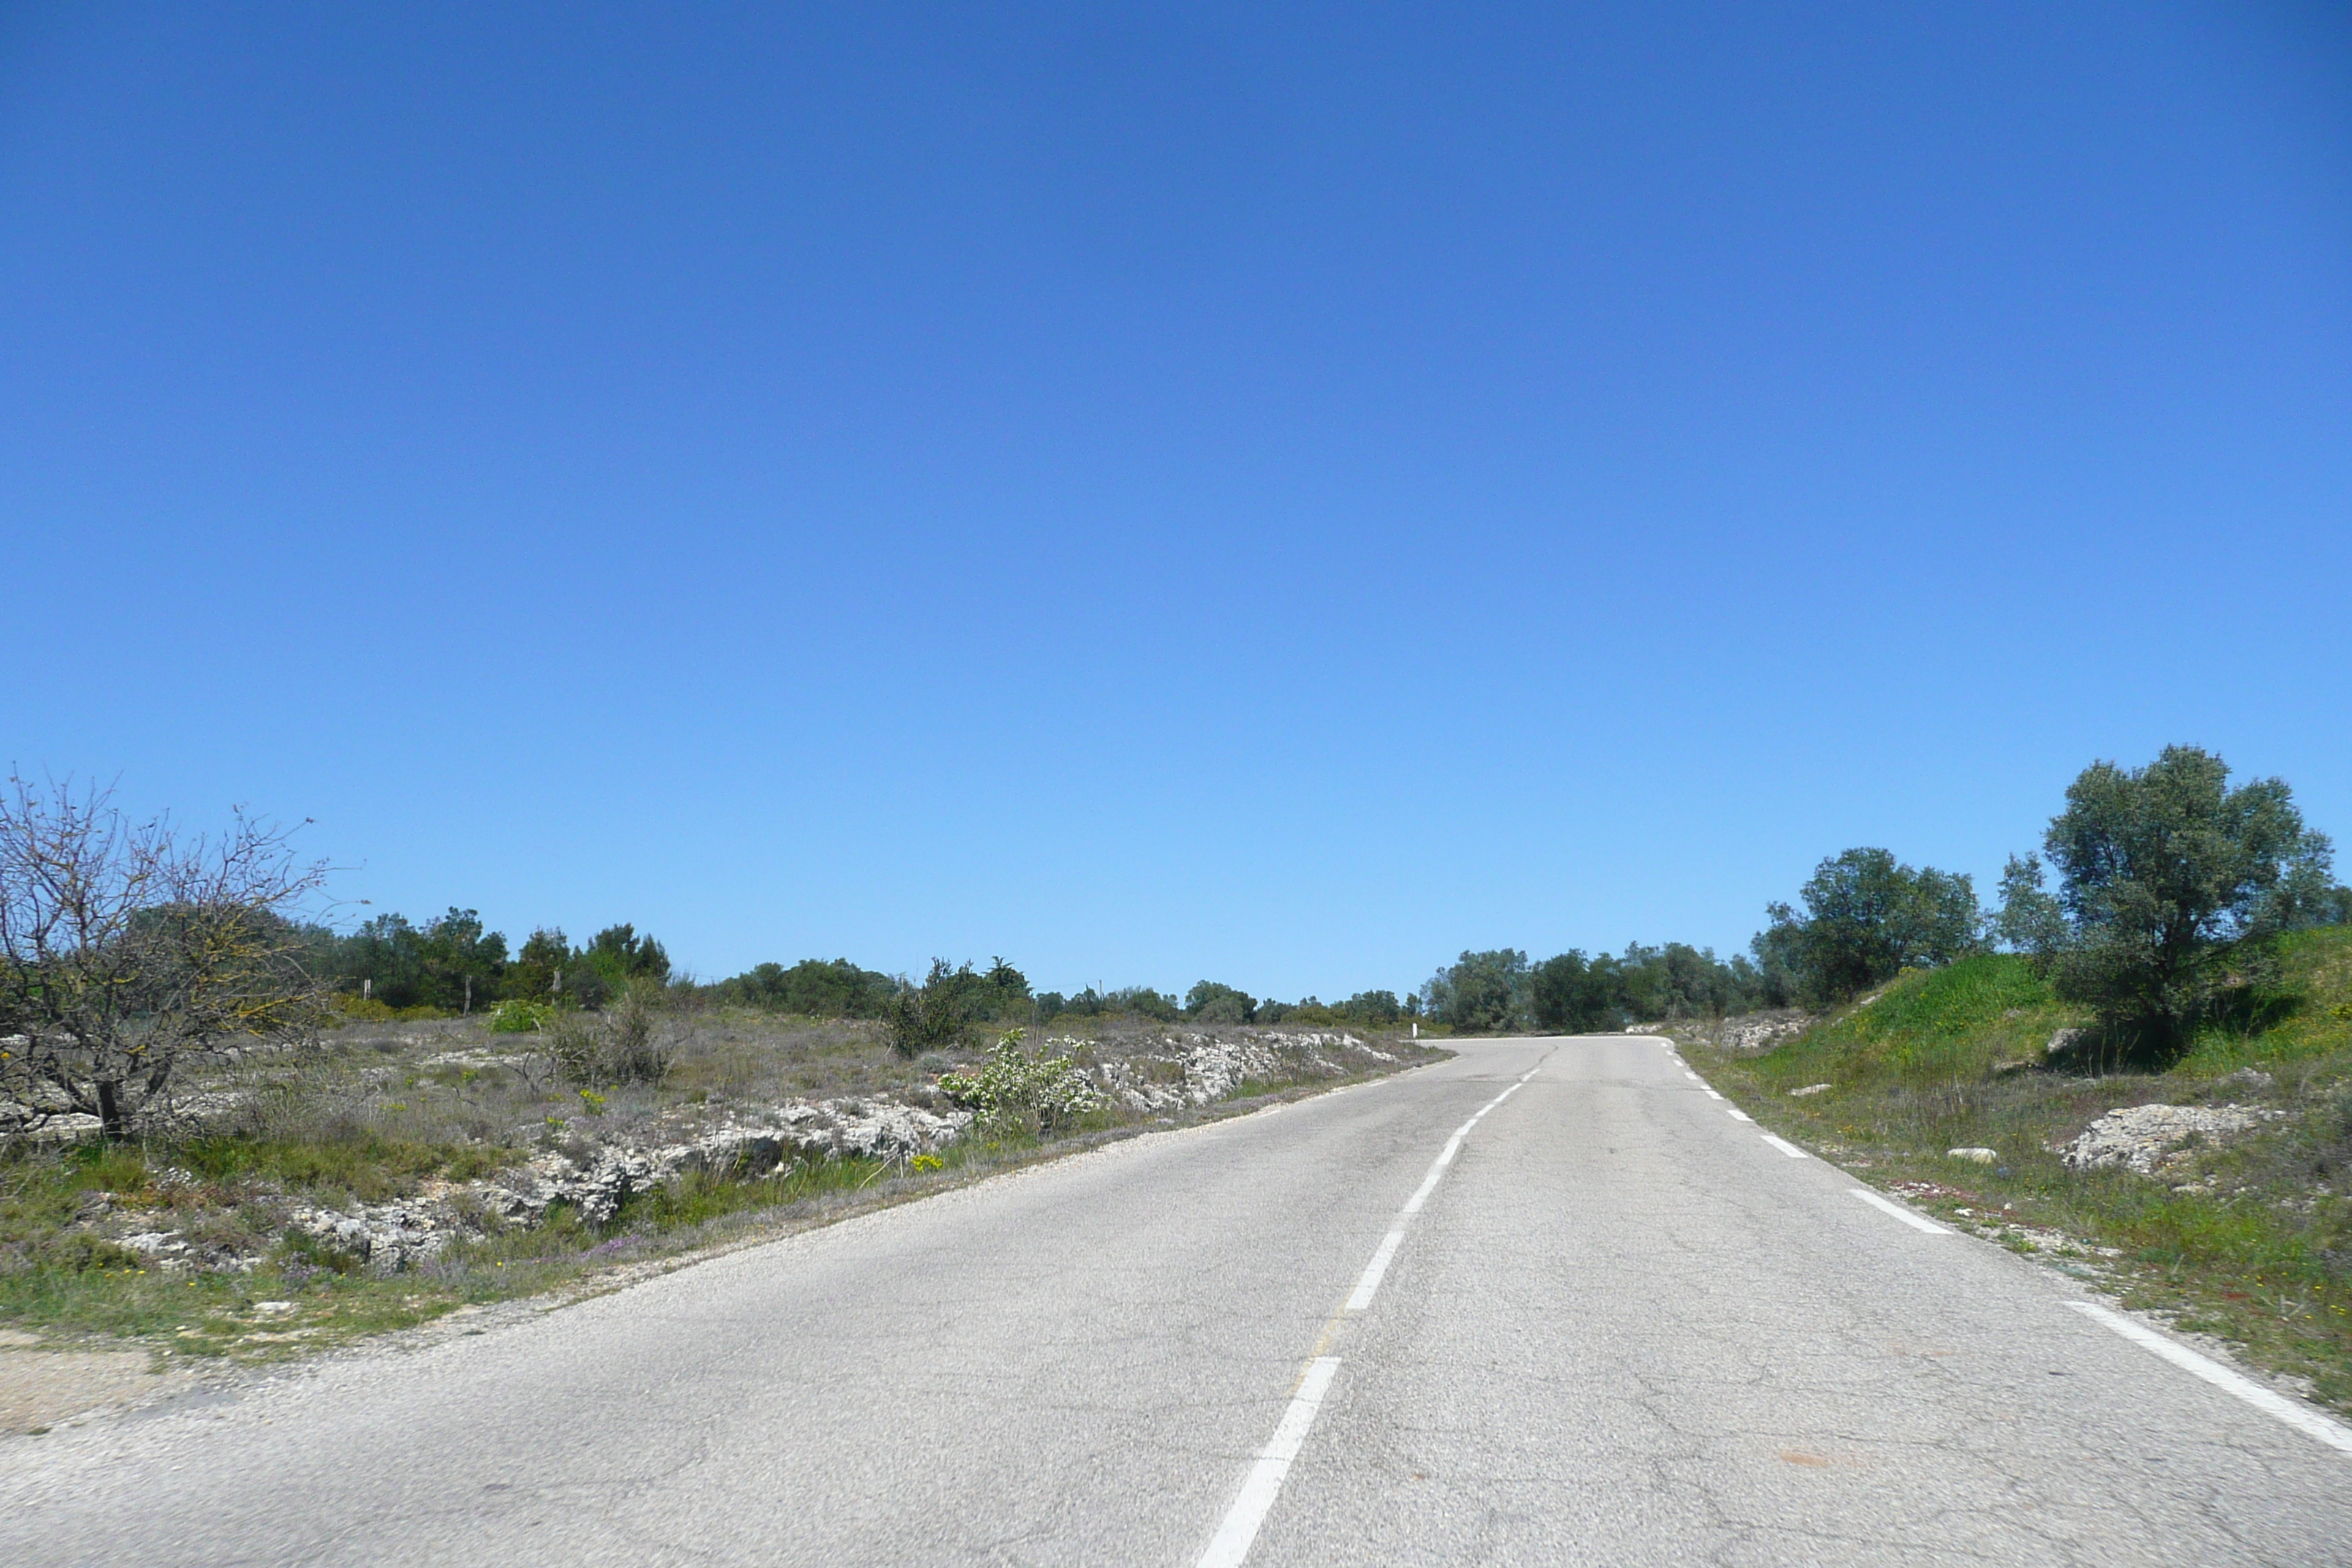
left=0, top=774, right=328, bottom=1139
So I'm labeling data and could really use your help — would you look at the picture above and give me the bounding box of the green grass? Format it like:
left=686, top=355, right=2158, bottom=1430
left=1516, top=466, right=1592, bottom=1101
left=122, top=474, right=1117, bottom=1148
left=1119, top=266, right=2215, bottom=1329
left=1680, top=930, right=2352, bottom=1414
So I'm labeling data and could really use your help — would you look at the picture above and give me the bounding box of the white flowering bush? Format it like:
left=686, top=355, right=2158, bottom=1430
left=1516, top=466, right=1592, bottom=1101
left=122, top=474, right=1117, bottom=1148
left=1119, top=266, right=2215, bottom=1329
left=936, top=1030, right=1101, bottom=1133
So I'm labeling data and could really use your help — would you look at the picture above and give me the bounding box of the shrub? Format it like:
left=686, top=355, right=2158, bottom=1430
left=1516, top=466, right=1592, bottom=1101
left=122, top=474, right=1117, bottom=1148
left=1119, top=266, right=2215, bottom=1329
left=881, top=960, right=973, bottom=1059
left=936, top=1030, right=1100, bottom=1133
left=486, top=999, right=549, bottom=1034
left=546, top=987, right=674, bottom=1086
left=42, top=1232, right=144, bottom=1273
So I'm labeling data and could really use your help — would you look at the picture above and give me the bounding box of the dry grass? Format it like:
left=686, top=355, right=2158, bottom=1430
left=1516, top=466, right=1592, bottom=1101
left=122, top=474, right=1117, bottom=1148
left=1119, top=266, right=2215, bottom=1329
left=1, top=1006, right=1439, bottom=1364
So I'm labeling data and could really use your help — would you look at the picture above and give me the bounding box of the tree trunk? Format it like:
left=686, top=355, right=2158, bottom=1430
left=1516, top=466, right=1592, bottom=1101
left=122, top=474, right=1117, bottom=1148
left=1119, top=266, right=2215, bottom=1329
left=96, top=1079, right=127, bottom=1141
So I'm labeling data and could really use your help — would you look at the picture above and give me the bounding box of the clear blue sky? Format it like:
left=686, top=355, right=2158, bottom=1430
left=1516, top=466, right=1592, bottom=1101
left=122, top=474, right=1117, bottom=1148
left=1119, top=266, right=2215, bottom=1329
left=4, top=3, right=2347, bottom=999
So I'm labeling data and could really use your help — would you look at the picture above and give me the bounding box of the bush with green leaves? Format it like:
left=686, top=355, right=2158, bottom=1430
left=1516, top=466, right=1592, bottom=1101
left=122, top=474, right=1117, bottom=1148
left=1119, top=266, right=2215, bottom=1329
left=935, top=1030, right=1100, bottom=1133
left=486, top=999, right=550, bottom=1034
left=880, top=960, right=975, bottom=1058
left=1185, top=980, right=1256, bottom=1023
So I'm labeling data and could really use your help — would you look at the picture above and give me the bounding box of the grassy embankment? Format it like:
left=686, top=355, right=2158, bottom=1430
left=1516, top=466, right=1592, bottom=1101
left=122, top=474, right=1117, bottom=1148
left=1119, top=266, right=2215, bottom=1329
left=1677, top=926, right=2352, bottom=1414
left=0, top=1015, right=1437, bottom=1367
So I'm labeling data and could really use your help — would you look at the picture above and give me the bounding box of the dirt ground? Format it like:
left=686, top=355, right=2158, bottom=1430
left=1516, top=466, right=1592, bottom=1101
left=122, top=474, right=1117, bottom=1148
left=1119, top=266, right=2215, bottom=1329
left=0, top=1330, right=195, bottom=1435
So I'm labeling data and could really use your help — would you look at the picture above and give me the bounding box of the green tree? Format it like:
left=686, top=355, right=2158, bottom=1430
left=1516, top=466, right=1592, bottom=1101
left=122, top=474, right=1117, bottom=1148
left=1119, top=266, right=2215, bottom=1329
left=413, top=908, right=508, bottom=1012
left=1758, top=848, right=1980, bottom=1006
left=2043, top=745, right=2334, bottom=1049
left=718, top=957, right=894, bottom=1017
left=502, top=927, right=571, bottom=1002
left=981, top=957, right=1033, bottom=1017
left=1423, top=949, right=1529, bottom=1033
left=1991, top=854, right=2067, bottom=968
left=332, top=908, right=509, bottom=1011
left=1185, top=981, right=1256, bottom=1024
left=584, top=924, right=669, bottom=992
left=336, top=912, right=426, bottom=1006
left=1109, top=986, right=1180, bottom=1022
left=1529, top=950, right=1616, bottom=1032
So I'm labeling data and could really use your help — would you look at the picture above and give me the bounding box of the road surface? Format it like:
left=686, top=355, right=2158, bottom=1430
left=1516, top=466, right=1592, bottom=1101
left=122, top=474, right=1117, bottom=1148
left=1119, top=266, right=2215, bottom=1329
left=4, top=1036, right=2348, bottom=1565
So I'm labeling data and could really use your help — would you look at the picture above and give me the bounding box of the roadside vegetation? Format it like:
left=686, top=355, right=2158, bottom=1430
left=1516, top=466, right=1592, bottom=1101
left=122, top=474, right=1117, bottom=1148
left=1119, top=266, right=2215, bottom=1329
left=1, top=1008, right=1435, bottom=1368
left=9, top=740, right=2348, bottom=1407
left=1673, top=746, right=2352, bottom=1414
left=0, top=773, right=1438, bottom=1380
left=1679, top=935, right=2352, bottom=1414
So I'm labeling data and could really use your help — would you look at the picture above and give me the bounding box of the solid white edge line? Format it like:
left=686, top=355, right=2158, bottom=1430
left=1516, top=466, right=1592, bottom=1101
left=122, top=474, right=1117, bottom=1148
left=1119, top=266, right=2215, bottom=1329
left=1346, top=1231, right=1406, bottom=1311
left=2065, top=1302, right=2352, bottom=1455
left=1849, top=1188, right=1948, bottom=1233
left=1725, top=1107, right=1753, bottom=1123
left=1195, top=1357, right=1345, bottom=1568
left=1760, top=1134, right=1806, bottom=1158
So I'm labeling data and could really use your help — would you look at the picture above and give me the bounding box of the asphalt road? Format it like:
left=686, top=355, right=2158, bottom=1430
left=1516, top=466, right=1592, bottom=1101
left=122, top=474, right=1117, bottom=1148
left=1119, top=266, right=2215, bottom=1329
left=5, top=1036, right=2349, bottom=1566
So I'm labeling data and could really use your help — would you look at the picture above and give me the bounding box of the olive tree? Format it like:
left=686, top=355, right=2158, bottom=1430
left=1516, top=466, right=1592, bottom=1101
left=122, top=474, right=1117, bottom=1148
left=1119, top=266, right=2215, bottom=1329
left=2043, top=745, right=2334, bottom=1048
left=1757, top=848, right=1980, bottom=1007
left=0, top=776, right=327, bottom=1139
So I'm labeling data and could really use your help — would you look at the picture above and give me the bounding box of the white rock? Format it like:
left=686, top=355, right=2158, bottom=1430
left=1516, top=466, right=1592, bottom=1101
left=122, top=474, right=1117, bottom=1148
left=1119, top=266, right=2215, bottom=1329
left=1789, top=1083, right=1831, bottom=1098
left=2058, top=1103, right=2284, bottom=1175
left=1946, top=1147, right=1999, bottom=1164
left=117, top=1230, right=189, bottom=1256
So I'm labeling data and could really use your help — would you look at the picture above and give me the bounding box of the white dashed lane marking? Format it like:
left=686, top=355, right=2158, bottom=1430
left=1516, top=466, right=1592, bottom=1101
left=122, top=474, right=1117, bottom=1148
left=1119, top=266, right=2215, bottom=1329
left=1196, top=1058, right=1551, bottom=1568
left=1850, top=1188, right=1947, bottom=1232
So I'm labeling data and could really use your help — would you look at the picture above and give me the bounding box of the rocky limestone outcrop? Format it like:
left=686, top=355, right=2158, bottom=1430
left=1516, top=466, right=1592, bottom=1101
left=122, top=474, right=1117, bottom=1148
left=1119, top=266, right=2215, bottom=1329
left=71, top=1033, right=1404, bottom=1275
left=2057, top=1102, right=2285, bottom=1176
left=282, top=1096, right=976, bottom=1268
left=1090, top=1032, right=1380, bottom=1113
left=1718, top=1015, right=1812, bottom=1052
left=287, top=1195, right=455, bottom=1270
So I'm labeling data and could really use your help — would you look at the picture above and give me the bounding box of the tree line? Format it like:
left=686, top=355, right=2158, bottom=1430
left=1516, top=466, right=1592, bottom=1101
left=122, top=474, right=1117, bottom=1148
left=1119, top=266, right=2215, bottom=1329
left=307, top=925, right=1412, bottom=1033
left=712, top=959, right=1411, bottom=1033
left=13, top=744, right=2326, bottom=1142
left=308, top=913, right=672, bottom=1014
left=306, top=744, right=2352, bottom=1055
left=1419, top=745, right=2348, bottom=1046
left=314, top=745, right=2347, bottom=1049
